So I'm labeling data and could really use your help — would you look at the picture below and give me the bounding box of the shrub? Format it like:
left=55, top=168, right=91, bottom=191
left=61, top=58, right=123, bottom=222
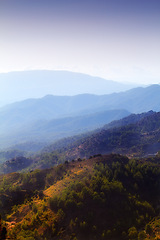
left=138, top=231, right=147, bottom=240
left=128, top=226, right=138, bottom=239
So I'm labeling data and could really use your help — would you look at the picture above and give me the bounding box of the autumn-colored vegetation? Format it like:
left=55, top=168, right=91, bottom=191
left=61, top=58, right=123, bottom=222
left=0, top=154, right=160, bottom=239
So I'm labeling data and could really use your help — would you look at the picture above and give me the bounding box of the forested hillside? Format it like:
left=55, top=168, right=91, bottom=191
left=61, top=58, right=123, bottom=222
left=41, top=111, right=160, bottom=163
left=0, top=110, right=159, bottom=174
left=0, top=154, right=160, bottom=239
left=0, top=112, right=160, bottom=239
left=0, top=95, right=160, bottom=240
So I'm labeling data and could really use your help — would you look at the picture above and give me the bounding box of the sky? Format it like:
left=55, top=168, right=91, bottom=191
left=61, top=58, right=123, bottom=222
left=0, top=0, right=160, bottom=84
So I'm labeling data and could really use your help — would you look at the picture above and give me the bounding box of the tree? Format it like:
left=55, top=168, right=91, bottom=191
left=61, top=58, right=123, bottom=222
left=0, top=215, right=7, bottom=239
left=128, top=226, right=138, bottom=239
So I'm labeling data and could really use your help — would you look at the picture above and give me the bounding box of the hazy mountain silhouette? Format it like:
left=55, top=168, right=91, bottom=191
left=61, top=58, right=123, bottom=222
left=1, top=84, right=159, bottom=126
left=0, top=70, right=138, bottom=106
left=43, top=111, right=155, bottom=154
left=0, top=109, right=130, bottom=149
left=43, top=110, right=159, bottom=160
left=0, top=84, right=160, bottom=149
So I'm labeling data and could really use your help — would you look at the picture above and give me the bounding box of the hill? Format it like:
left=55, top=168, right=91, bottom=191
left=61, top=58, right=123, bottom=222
left=1, top=154, right=160, bottom=239
left=41, top=110, right=158, bottom=161
left=62, top=111, right=160, bottom=160
left=42, top=111, right=154, bottom=153
left=0, top=109, right=130, bottom=150
left=0, top=110, right=158, bottom=173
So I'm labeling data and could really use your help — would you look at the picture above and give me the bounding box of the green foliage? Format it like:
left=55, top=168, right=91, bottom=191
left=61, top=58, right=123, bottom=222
left=138, top=230, right=147, bottom=240
left=128, top=226, right=138, bottom=239
left=2, top=154, right=160, bottom=239
left=42, top=155, right=160, bottom=239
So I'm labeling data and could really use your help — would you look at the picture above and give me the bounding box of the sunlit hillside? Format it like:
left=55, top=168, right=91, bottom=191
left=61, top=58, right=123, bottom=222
left=0, top=154, right=160, bottom=239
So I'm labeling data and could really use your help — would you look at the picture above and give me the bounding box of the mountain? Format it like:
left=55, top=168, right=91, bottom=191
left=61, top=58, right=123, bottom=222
left=41, top=110, right=160, bottom=162
left=0, top=70, right=137, bottom=106
left=1, top=110, right=159, bottom=173
left=1, top=110, right=154, bottom=173
left=0, top=84, right=160, bottom=149
left=0, top=109, right=130, bottom=150
left=1, top=84, right=159, bottom=124
left=43, top=111, right=154, bottom=152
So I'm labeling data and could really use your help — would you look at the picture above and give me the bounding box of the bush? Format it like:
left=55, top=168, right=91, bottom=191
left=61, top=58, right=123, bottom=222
left=128, top=226, right=138, bottom=239
left=48, top=196, right=59, bottom=211
left=138, top=231, right=146, bottom=240
left=145, top=223, right=152, bottom=234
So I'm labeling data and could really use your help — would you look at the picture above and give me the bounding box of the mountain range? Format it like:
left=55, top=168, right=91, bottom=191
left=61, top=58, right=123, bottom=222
left=41, top=110, right=159, bottom=162
left=0, top=70, right=138, bottom=107
left=0, top=84, right=160, bottom=149
left=1, top=109, right=159, bottom=173
left=0, top=108, right=130, bottom=149
left=1, top=73, right=160, bottom=239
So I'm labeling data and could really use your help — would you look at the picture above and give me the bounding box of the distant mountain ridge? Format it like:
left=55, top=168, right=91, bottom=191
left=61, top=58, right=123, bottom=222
left=0, top=84, right=160, bottom=150
left=38, top=110, right=160, bottom=162
left=1, top=84, right=160, bottom=118
left=0, top=70, right=137, bottom=106
left=0, top=109, right=130, bottom=150
left=43, top=110, right=155, bottom=155
left=1, top=110, right=160, bottom=172
left=57, top=111, right=160, bottom=159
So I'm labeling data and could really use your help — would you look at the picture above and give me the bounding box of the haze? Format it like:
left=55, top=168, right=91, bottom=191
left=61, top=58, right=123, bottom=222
left=0, top=0, right=160, bottom=84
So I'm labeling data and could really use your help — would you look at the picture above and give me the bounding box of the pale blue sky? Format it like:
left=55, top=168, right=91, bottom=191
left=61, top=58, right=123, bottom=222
left=0, top=0, right=160, bottom=84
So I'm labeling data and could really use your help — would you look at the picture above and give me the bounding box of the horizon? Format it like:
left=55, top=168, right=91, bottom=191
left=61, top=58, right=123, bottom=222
left=0, top=0, right=160, bottom=84
left=1, top=69, right=160, bottom=85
